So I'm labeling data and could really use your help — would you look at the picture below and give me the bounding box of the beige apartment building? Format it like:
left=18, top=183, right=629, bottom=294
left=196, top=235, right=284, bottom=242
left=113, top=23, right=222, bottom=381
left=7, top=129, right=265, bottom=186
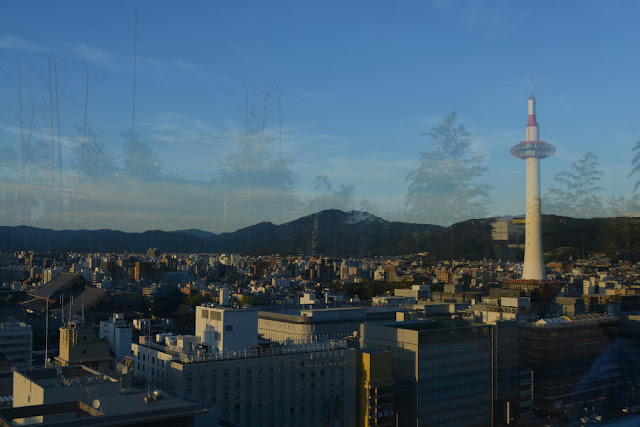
left=54, top=321, right=112, bottom=370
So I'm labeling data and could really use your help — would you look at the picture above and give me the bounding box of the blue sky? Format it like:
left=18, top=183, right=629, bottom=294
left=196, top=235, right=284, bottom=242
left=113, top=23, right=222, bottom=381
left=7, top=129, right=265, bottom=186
left=1, top=1, right=639, bottom=232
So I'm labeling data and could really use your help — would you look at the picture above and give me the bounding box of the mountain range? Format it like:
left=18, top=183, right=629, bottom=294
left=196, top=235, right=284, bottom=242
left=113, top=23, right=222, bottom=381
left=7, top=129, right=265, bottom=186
left=1, top=210, right=639, bottom=259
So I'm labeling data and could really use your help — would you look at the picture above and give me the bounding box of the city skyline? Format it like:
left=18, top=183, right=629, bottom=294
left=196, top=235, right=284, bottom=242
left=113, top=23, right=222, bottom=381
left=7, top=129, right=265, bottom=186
left=1, top=1, right=639, bottom=232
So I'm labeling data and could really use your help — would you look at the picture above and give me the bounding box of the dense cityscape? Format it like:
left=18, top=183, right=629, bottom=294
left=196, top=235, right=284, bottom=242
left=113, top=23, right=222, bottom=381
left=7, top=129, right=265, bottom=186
left=2, top=2, right=640, bottom=426
left=2, top=220, right=640, bottom=426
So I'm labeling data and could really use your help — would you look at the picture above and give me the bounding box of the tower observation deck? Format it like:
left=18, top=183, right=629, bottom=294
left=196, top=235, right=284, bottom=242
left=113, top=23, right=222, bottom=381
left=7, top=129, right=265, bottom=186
left=506, top=91, right=562, bottom=301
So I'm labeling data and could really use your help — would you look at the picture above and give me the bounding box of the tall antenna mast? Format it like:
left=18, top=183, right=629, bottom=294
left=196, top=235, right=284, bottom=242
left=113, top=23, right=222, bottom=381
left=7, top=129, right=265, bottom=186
left=44, top=299, right=49, bottom=367
left=530, top=75, right=534, bottom=98
left=77, top=69, right=89, bottom=186
left=131, top=11, right=138, bottom=134
left=47, top=58, right=55, bottom=187
left=278, top=94, right=282, bottom=160
left=17, top=67, right=25, bottom=187
left=53, top=61, right=64, bottom=220
left=25, top=104, right=35, bottom=180
left=147, top=318, right=151, bottom=397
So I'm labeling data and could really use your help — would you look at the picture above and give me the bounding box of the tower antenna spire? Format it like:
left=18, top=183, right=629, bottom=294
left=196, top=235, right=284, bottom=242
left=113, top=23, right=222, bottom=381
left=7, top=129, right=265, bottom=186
left=530, top=76, right=534, bottom=98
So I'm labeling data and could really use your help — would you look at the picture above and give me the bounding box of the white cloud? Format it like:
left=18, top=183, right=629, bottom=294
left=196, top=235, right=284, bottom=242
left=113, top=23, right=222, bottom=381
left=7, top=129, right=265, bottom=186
left=173, top=60, right=197, bottom=70
left=65, top=43, right=113, bottom=67
left=0, top=35, right=46, bottom=52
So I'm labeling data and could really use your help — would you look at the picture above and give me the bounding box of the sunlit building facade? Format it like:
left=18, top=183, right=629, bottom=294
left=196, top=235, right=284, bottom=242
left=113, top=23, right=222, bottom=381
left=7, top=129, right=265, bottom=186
left=361, top=319, right=492, bottom=426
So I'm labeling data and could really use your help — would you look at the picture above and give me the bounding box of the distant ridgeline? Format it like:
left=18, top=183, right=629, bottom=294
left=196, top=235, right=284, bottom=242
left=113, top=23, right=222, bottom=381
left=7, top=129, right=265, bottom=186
left=0, top=211, right=639, bottom=259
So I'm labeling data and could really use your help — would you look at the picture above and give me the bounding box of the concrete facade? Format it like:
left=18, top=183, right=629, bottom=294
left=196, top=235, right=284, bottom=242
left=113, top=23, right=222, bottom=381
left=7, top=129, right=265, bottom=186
left=258, top=308, right=366, bottom=344
left=361, top=320, right=493, bottom=427
left=0, top=322, right=32, bottom=371
left=54, top=322, right=111, bottom=370
left=99, top=313, right=132, bottom=361
left=195, top=306, right=258, bottom=352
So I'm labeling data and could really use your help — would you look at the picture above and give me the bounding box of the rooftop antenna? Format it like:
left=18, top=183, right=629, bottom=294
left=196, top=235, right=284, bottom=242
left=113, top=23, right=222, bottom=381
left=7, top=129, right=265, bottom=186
left=81, top=291, right=85, bottom=322
left=44, top=298, right=49, bottom=367
left=147, top=318, right=151, bottom=398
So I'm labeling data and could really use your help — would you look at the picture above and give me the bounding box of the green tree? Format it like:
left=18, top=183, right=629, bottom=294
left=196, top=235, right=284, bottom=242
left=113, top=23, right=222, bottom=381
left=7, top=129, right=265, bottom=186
left=306, top=174, right=354, bottom=213
left=544, top=152, right=604, bottom=218
left=405, top=112, right=491, bottom=226
left=606, top=195, right=640, bottom=217
left=73, top=127, right=116, bottom=181
left=215, top=86, right=299, bottom=226
left=121, top=130, right=163, bottom=180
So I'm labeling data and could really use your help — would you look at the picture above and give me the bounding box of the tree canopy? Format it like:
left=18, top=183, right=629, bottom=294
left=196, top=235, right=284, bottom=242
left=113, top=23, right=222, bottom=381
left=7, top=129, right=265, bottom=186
left=405, top=112, right=491, bottom=226
left=121, top=130, right=163, bottom=180
left=544, top=152, right=604, bottom=218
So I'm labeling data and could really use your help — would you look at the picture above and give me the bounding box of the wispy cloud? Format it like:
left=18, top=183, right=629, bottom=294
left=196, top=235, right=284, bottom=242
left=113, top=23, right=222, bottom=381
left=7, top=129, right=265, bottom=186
left=139, top=57, right=199, bottom=71
left=65, top=43, right=113, bottom=67
left=0, top=35, right=46, bottom=52
left=1, top=124, right=79, bottom=151
left=173, top=60, right=197, bottom=70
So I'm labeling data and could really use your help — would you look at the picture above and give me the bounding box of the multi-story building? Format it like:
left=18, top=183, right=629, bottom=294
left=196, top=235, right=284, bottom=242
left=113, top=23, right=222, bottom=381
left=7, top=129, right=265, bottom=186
left=13, top=365, right=120, bottom=410
left=54, top=321, right=112, bottom=370
left=9, top=365, right=212, bottom=426
left=519, top=314, right=621, bottom=418
left=258, top=307, right=366, bottom=344
left=99, top=313, right=133, bottom=361
left=0, top=321, right=32, bottom=371
left=196, top=306, right=257, bottom=352
left=493, top=320, right=533, bottom=424
left=169, top=342, right=351, bottom=426
left=132, top=305, right=355, bottom=426
left=352, top=349, right=395, bottom=427
left=393, top=284, right=431, bottom=302
left=361, top=319, right=493, bottom=427
left=132, top=334, right=353, bottom=426
left=471, top=295, right=534, bottom=324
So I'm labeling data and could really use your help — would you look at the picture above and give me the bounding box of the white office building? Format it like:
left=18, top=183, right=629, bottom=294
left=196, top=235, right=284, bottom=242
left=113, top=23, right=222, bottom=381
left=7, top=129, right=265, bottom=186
left=99, top=313, right=133, bottom=361
left=196, top=306, right=258, bottom=353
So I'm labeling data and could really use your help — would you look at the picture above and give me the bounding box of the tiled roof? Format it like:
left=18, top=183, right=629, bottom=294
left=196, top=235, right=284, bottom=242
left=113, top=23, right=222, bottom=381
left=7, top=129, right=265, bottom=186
left=30, top=272, right=89, bottom=299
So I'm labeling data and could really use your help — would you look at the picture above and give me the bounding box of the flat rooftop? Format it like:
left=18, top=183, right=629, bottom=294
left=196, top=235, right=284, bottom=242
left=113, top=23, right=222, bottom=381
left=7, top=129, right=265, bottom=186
left=259, top=307, right=366, bottom=323
left=16, top=366, right=117, bottom=389
left=0, top=390, right=209, bottom=426
left=377, top=319, right=481, bottom=332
